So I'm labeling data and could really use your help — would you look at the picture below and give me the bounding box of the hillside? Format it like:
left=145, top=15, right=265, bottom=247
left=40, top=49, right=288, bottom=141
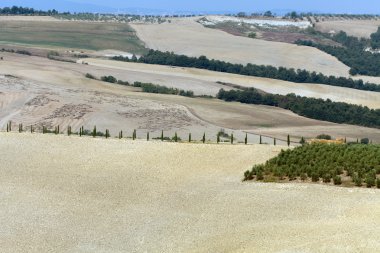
left=1, top=133, right=380, bottom=252
left=1, top=53, right=380, bottom=143
left=132, top=18, right=352, bottom=77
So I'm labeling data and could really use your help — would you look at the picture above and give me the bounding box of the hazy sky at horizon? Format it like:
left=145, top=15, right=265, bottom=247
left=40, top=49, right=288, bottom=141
left=1, top=0, right=379, bottom=14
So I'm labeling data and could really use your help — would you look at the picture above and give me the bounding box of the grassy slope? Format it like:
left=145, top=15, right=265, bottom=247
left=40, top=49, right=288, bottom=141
left=0, top=20, right=147, bottom=54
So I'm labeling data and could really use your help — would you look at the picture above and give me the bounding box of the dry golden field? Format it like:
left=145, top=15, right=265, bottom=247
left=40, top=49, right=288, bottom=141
left=1, top=133, right=380, bottom=253
left=132, top=18, right=351, bottom=77
left=315, top=19, right=380, bottom=38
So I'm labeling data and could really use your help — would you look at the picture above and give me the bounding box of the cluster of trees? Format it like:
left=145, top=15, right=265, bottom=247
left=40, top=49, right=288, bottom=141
left=371, top=27, right=380, bottom=49
left=0, top=6, right=59, bottom=15
left=89, top=74, right=194, bottom=97
left=244, top=143, right=380, bottom=188
left=297, top=30, right=380, bottom=76
left=133, top=81, right=194, bottom=97
left=1, top=48, right=31, bottom=56
left=113, top=50, right=380, bottom=92
left=217, top=88, right=380, bottom=129
left=235, top=11, right=274, bottom=18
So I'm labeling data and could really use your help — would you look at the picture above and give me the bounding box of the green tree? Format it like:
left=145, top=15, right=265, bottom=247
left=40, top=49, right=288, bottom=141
left=174, top=132, right=178, bottom=142
left=287, top=135, right=290, bottom=147
left=231, top=133, right=234, bottom=144
left=361, top=138, right=369, bottom=144
left=147, top=132, right=149, bottom=141
left=260, top=135, right=262, bottom=144
left=248, top=32, right=257, bottom=39
left=245, top=133, right=248, bottom=145
left=93, top=126, right=97, bottom=138
left=263, top=11, right=273, bottom=17
left=189, top=133, right=192, bottom=142
left=202, top=133, right=206, bottom=143
left=333, top=175, right=342, bottom=185
left=274, top=138, right=276, bottom=146
left=161, top=130, right=164, bottom=141
left=217, top=132, right=220, bottom=144
left=366, top=172, right=376, bottom=188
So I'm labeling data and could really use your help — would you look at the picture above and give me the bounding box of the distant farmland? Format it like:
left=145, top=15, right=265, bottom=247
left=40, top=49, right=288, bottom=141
left=0, top=20, right=147, bottom=54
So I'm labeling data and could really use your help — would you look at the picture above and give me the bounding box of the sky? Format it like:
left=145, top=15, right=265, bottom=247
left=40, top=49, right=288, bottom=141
left=1, top=0, right=379, bottom=15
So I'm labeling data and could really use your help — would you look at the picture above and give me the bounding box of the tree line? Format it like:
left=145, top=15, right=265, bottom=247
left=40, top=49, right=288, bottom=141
left=217, top=88, right=380, bottom=129
left=244, top=143, right=380, bottom=188
left=296, top=30, right=380, bottom=76
left=0, top=6, right=60, bottom=15
left=113, top=50, right=380, bottom=92
left=86, top=74, right=194, bottom=97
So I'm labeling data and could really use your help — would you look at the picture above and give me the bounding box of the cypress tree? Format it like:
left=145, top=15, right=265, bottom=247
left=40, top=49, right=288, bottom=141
left=8, top=121, right=11, bottom=132
left=259, top=135, right=262, bottom=144
left=217, top=132, right=220, bottom=144
left=147, top=132, right=149, bottom=141
left=31, top=125, right=33, bottom=133
left=161, top=130, right=164, bottom=141
left=106, top=129, right=109, bottom=139
left=6, top=123, right=9, bottom=132
left=300, top=137, right=305, bottom=145
left=93, top=126, right=97, bottom=138
left=57, top=125, right=60, bottom=134
left=287, top=135, right=290, bottom=147
left=344, top=137, right=347, bottom=143
left=202, top=133, right=206, bottom=143
left=231, top=133, right=234, bottom=144
left=79, top=127, right=82, bottom=137
left=133, top=129, right=136, bottom=140
left=189, top=133, right=191, bottom=142
left=245, top=133, right=248, bottom=145
left=274, top=138, right=276, bottom=146
left=174, top=132, right=178, bottom=142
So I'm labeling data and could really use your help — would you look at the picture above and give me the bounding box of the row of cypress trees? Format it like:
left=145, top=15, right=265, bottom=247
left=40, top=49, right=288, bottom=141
left=4, top=121, right=292, bottom=145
